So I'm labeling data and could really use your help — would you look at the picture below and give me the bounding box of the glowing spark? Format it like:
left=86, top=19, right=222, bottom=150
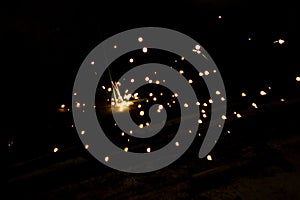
left=130, top=79, right=135, bottom=83
left=203, top=114, right=207, bottom=118
left=248, top=37, right=252, bottom=41
left=75, top=102, right=80, bottom=108
left=218, top=15, right=222, bottom=19
left=145, top=77, right=149, bottom=81
left=221, top=97, right=226, bottom=101
left=129, top=58, right=134, bottom=63
left=199, top=72, right=204, bottom=76
left=158, top=105, right=163, bottom=110
left=142, top=47, right=148, bottom=53
left=147, top=147, right=151, bottom=153
left=213, top=70, right=217, bottom=73
left=124, top=147, right=129, bottom=152
left=174, top=93, right=178, bottom=97
left=296, top=77, right=300, bottom=82
left=121, top=132, right=125, bottom=136
left=260, top=90, right=267, bottom=96
left=138, top=104, right=142, bottom=108
left=173, top=100, right=176, bottom=104
left=203, top=103, right=208, bottom=107
left=61, top=104, right=65, bottom=109
left=175, top=142, right=180, bottom=147
left=181, top=56, right=185, bottom=60
left=221, top=115, right=227, bottom=120
left=216, top=91, right=221, bottom=95
left=274, top=39, right=285, bottom=44
left=209, top=99, right=213, bottom=104
left=252, top=103, right=258, bottom=108
left=138, top=37, right=143, bottom=42
left=91, top=61, right=95, bottom=65
left=218, top=124, right=222, bottom=128
left=85, top=144, right=89, bottom=149
left=201, top=109, right=206, bottom=113
left=153, top=97, right=157, bottom=101
left=280, top=99, right=285, bottom=102
left=104, top=156, right=109, bottom=162
left=146, top=122, right=150, bottom=126
left=129, top=130, right=133, bottom=134
left=140, top=111, right=144, bottom=116
left=114, top=45, right=117, bottom=48
left=227, top=130, right=231, bottom=134
left=198, top=119, right=203, bottom=124
left=179, top=70, right=184, bottom=74
left=188, top=130, right=192, bottom=134
left=268, top=86, right=272, bottom=90
left=81, top=130, right=85, bottom=135
left=207, top=155, right=212, bottom=160
left=139, top=124, right=144, bottom=128
left=149, top=80, right=153, bottom=83
left=237, top=113, right=242, bottom=118
left=195, top=45, right=201, bottom=50
left=204, top=70, right=209, bottom=76
left=155, top=80, right=160, bottom=84
left=188, top=79, right=193, bottom=84
left=73, top=92, right=77, bottom=96
left=107, top=87, right=112, bottom=92
left=149, top=93, right=153, bottom=97
left=196, top=102, right=200, bottom=106
left=241, top=92, right=246, bottom=97
left=198, top=133, right=201, bottom=136
left=234, top=111, right=237, bottom=114
left=184, top=103, right=189, bottom=108
left=160, top=92, right=163, bottom=96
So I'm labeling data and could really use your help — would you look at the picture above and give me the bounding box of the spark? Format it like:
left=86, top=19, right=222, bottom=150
left=147, top=147, right=151, bottom=153
left=158, top=105, right=164, bottom=110
left=199, top=72, right=204, bottom=76
left=140, top=111, right=144, bottom=116
left=138, top=104, right=142, bottom=108
left=234, top=111, right=237, bottom=114
left=221, top=115, right=227, bottom=120
left=203, top=114, right=207, bottom=118
left=81, top=130, right=85, bottom=135
left=218, top=15, right=222, bottom=19
left=216, top=91, right=221, bottom=95
left=260, top=90, right=267, bottom=96
left=53, top=147, right=59, bottom=153
left=146, top=122, right=150, bottom=126
left=129, top=130, right=133, bottom=134
left=91, top=61, right=95, bottom=65
left=227, top=130, right=231, bottom=134
left=138, top=37, right=143, bottom=42
left=121, top=132, right=125, bottom=136
left=196, top=102, right=200, bottom=106
left=85, top=144, right=89, bottom=149
left=113, top=45, right=117, bottom=48
left=252, top=103, right=258, bottom=108
left=160, top=92, right=163, bottom=96
left=296, top=77, right=300, bottom=82
left=268, top=86, right=272, bottom=90
left=201, top=109, right=206, bottom=113
left=142, top=47, right=148, bottom=53
left=149, top=93, right=153, bottom=97
left=188, top=79, right=193, bottom=84
left=218, top=124, right=222, bottom=128
left=61, top=104, right=65, bottom=109
left=155, top=80, right=160, bottom=84
left=198, top=119, right=203, bottom=124
left=209, top=99, right=213, bottom=104
left=221, top=97, right=226, bottom=101
left=248, top=37, right=252, bottom=41
left=184, top=103, right=189, bottom=108
left=204, top=70, right=209, bottom=76
left=198, top=133, right=202, bottom=136
left=75, top=102, right=80, bottom=108
left=174, top=93, right=178, bottom=97
left=130, top=79, right=135, bottom=83
left=149, top=80, right=153, bottom=83
left=274, top=39, right=285, bottom=44
left=129, top=58, right=134, bottom=63
left=107, top=87, right=112, bottom=92
left=203, top=103, right=208, bottom=107
left=179, top=70, right=184, bottom=74
left=175, top=142, right=180, bottom=147
left=153, top=97, right=157, bottom=101
left=73, top=92, right=77, bottom=96
left=145, top=76, right=149, bottom=81
left=181, top=56, right=185, bottom=60
left=124, top=147, right=129, bottom=152
left=241, top=92, right=246, bottom=97
left=104, top=156, right=109, bottom=162
left=213, top=69, right=217, bottom=73
left=139, top=124, right=144, bottom=128
left=280, top=99, right=285, bottom=102
left=236, top=113, right=242, bottom=118
left=195, top=45, right=201, bottom=50
left=188, top=130, right=192, bottom=134
left=207, top=155, right=212, bottom=160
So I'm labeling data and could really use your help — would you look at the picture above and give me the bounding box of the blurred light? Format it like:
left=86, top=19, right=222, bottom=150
left=188, top=79, right=193, bottom=84
left=130, top=79, right=135, bottom=83
left=104, top=156, right=109, bottom=162
left=296, top=77, right=300, bottom=82
left=113, top=45, right=117, bottom=48
left=199, top=72, right=204, bottom=76
left=139, top=124, right=144, bottom=128
left=153, top=97, right=157, bottom=101
left=146, top=122, right=150, bottom=126
left=91, top=61, right=95, bottom=65
left=216, top=91, right=221, bottom=95
left=73, top=92, right=77, bottom=96
left=209, top=99, right=213, bottom=104
left=237, top=113, right=242, bottom=118
left=203, top=114, right=207, bottom=118
left=107, top=87, right=112, bottom=92
left=142, top=47, right=148, bottom=53
left=198, top=119, right=203, bottom=124
left=241, top=92, right=246, bottom=97
left=138, top=37, right=143, bottom=42
left=147, top=147, right=151, bottom=153
left=184, top=103, right=189, bottom=108
left=121, top=132, right=125, bottom=136
left=204, top=70, right=209, bottom=75
left=174, top=93, right=178, bottom=97
left=155, top=80, right=160, bottom=84
left=138, top=104, right=142, bottom=108
left=76, top=102, right=80, bottom=108
left=129, top=58, right=134, bottom=63
left=179, top=70, right=184, bottom=74
left=53, top=147, right=59, bottom=153
left=158, top=105, right=163, bottom=110
left=175, top=142, right=180, bottom=147
left=181, top=56, right=185, bottom=60
left=61, top=104, right=65, bottom=109
left=188, top=130, right=192, bottom=134
left=203, top=103, right=208, bottom=107
left=218, top=15, right=222, bottom=19
left=196, top=102, right=200, bottom=106
left=124, top=147, right=129, bottom=152
left=260, top=90, right=267, bottom=96
left=149, top=93, right=153, bottom=97
left=81, top=130, right=85, bottom=135
left=221, top=97, right=226, bottom=101
left=252, top=103, right=258, bottom=108
left=85, top=144, right=89, bottom=149
left=280, top=99, right=285, bottom=102
left=221, top=115, right=227, bottom=120
left=145, top=76, right=149, bottom=81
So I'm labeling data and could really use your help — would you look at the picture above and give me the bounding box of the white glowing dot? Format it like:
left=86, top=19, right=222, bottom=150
left=199, top=72, right=204, bottom=76
left=174, top=93, right=178, bottom=97
left=179, top=70, right=184, bottom=74
left=154, top=71, right=157, bottom=75
left=227, top=130, right=231, bottom=134
left=173, top=100, right=176, bottom=104
left=188, top=130, right=192, bottom=134
left=268, top=86, right=272, bottom=90
left=142, top=47, right=148, bottom=53
left=81, top=130, right=85, bottom=135
left=155, top=80, right=160, bottom=84
left=234, top=111, right=237, bottom=114
left=175, top=142, right=180, bottom=147
left=203, top=103, right=208, bottom=107
left=237, top=113, right=242, bottom=118
left=128, top=139, right=130, bottom=142
left=252, top=103, right=258, bottom=109
left=111, top=102, right=115, bottom=106
left=241, top=92, right=246, bottom=97
left=218, top=15, right=222, bottom=19
left=198, top=119, right=203, bottom=124
left=125, top=89, right=129, bottom=93
left=195, top=44, right=201, bottom=50
left=73, top=92, right=77, bottom=96
left=209, top=99, right=213, bottom=104
left=85, top=144, right=89, bottom=149
left=280, top=99, right=285, bottom=102
left=260, top=90, right=267, bottom=96
left=184, top=103, right=189, bottom=108
left=145, top=77, right=149, bottom=81
left=160, top=93, right=163, bottom=96
left=138, top=37, right=143, bottom=42
left=203, top=114, right=207, bottom=118
left=198, top=133, right=201, bottom=136
left=149, top=80, right=153, bottom=83
left=147, top=147, right=151, bottom=153
left=91, top=61, right=95, bottom=65
left=149, top=93, right=153, bottom=97
left=107, top=87, right=112, bottom=92
left=82, top=103, right=86, bottom=107
left=121, top=132, right=125, bottom=136
left=196, top=102, right=200, bottom=106
left=221, top=115, right=227, bottom=120
left=216, top=91, right=221, bottom=95
left=129, top=58, right=134, bottom=63
left=181, top=56, right=185, bottom=60
left=53, top=147, right=59, bottom=153
left=71, top=124, right=74, bottom=128
left=102, top=86, right=105, bottom=90
left=113, top=45, right=117, bottom=48
left=204, top=70, right=209, bottom=76
left=248, top=37, right=252, bottom=41
left=218, top=124, right=222, bottom=128
left=130, top=79, right=134, bottom=83
left=158, top=105, right=163, bottom=110
left=138, top=104, right=142, bottom=108
left=146, top=122, right=150, bottom=126
left=221, top=97, right=226, bottom=101
left=153, top=97, right=157, bottom=101
left=104, top=156, right=109, bottom=162
left=201, top=109, right=206, bottom=113
left=207, top=155, right=212, bottom=160
left=129, top=130, right=133, bottom=134
left=61, top=104, right=65, bottom=109
left=146, top=100, right=149, bottom=102
left=188, top=79, right=193, bottom=84
left=139, top=124, right=144, bottom=128
left=213, top=70, right=217, bottom=73
left=124, top=147, right=129, bottom=152
left=296, top=77, right=300, bottom=82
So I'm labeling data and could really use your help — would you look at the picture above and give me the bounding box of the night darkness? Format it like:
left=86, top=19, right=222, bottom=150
left=2, top=0, right=299, bottom=199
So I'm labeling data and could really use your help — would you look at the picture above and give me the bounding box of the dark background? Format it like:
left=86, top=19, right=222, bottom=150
left=2, top=0, right=299, bottom=199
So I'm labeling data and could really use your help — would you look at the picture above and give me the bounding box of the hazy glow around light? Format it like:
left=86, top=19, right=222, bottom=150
left=207, top=155, right=212, bottom=160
